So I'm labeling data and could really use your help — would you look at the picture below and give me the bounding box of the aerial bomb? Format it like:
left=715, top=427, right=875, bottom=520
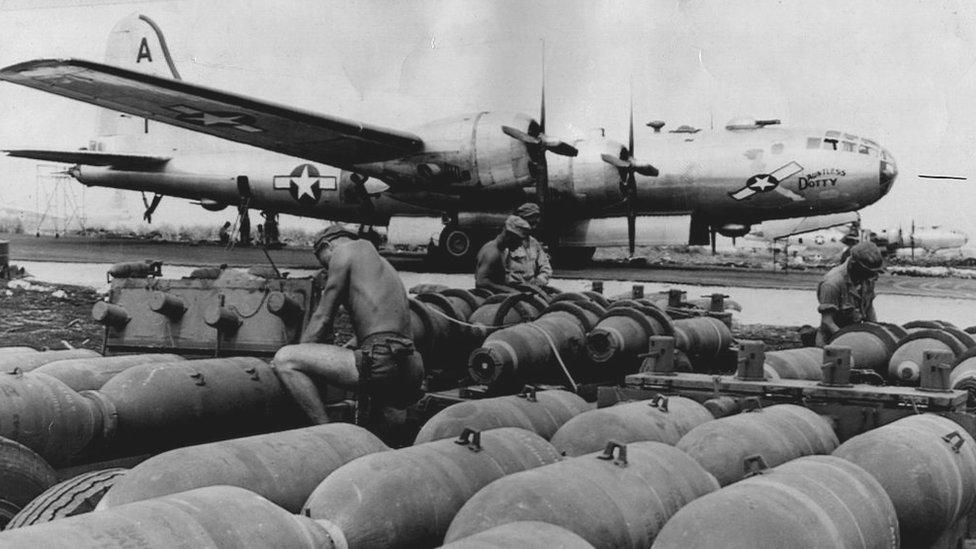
left=99, top=423, right=387, bottom=512
left=833, top=414, right=976, bottom=547
left=414, top=389, right=591, bottom=443
left=445, top=441, right=719, bottom=548
left=676, top=404, right=839, bottom=486
left=0, top=486, right=338, bottom=549
left=550, top=395, right=712, bottom=456
left=303, top=427, right=561, bottom=549
left=32, top=353, right=184, bottom=391
left=440, top=521, right=595, bottom=549
left=653, top=456, right=899, bottom=549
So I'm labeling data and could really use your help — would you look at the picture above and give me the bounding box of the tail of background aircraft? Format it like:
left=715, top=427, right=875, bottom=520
left=95, top=14, right=181, bottom=143
left=92, top=14, right=228, bottom=154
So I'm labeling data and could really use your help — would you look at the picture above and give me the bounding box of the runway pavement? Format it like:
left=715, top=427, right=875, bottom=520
left=6, top=234, right=976, bottom=299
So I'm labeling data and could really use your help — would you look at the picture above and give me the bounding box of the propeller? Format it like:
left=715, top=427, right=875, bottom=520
left=350, top=174, right=388, bottom=219
left=601, top=91, right=660, bottom=256
left=501, top=125, right=579, bottom=157
left=500, top=44, right=577, bottom=254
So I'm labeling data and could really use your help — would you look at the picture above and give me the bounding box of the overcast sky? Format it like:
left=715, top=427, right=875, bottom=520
left=0, top=0, right=974, bottom=236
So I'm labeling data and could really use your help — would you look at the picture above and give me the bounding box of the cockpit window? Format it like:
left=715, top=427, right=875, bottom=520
left=814, top=133, right=883, bottom=155
left=858, top=144, right=878, bottom=156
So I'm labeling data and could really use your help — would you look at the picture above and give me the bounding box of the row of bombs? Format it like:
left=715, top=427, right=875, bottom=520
left=0, top=285, right=737, bottom=469
left=770, top=320, right=976, bottom=398
left=0, top=298, right=732, bottom=517
left=0, top=348, right=305, bottom=487
left=1, top=384, right=970, bottom=548
left=409, top=284, right=735, bottom=391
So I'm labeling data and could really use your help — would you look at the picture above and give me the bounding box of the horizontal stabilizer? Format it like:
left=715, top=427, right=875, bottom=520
left=0, top=58, right=425, bottom=168
left=3, top=149, right=170, bottom=170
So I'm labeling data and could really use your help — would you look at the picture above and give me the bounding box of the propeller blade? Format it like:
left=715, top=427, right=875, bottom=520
left=546, top=140, right=578, bottom=157
left=601, top=153, right=630, bottom=169
left=502, top=125, right=538, bottom=145
left=628, top=91, right=635, bottom=157
left=632, top=163, right=659, bottom=177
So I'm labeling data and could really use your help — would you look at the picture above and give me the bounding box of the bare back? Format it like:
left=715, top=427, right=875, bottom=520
left=301, top=239, right=411, bottom=343
left=343, top=241, right=411, bottom=337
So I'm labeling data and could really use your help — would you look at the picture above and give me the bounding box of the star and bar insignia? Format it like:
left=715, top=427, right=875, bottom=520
left=273, top=164, right=336, bottom=204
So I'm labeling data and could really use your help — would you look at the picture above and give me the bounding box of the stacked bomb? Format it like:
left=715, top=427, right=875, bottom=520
left=6, top=387, right=976, bottom=547
left=467, top=293, right=609, bottom=390
left=838, top=320, right=976, bottom=383
left=1, top=394, right=717, bottom=548
left=583, top=298, right=734, bottom=375
left=408, top=288, right=552, bottom=388
left=1, top=424, right=571, bottom=548
left=0, top=352, right=305, bottom=525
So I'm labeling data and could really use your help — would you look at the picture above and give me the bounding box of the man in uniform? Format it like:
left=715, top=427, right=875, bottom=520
left=218, top=221, right=231, bottom=245
left=505, top=202, right=553, bottom=287
left=272, top=225, right=424, bottom=433
left=475, top=215, right=530, bottom=293
left=816, top=241, right=885, bottom=345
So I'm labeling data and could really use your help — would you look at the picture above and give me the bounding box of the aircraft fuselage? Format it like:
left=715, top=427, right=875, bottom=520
left=75, top=122, right=897, bottom=244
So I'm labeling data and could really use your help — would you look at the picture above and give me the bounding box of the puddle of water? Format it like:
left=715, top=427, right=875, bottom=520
left=14, top=261, right=973, bottom=328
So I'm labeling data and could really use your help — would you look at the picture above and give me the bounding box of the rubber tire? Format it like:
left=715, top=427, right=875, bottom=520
left=0, top=436, right=58, bottom=529
left=552, top=246, right=596, bottom=268
left=5, top=468, right=127, bottom=530
left=436, top=226, right=488, bottom=270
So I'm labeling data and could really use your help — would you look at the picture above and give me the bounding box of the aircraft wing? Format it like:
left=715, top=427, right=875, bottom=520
left=0, top=59, right=425, bottom=169
left=4, top=149, right=170, bottom=170
left=757, top=212, right=860, bottom=240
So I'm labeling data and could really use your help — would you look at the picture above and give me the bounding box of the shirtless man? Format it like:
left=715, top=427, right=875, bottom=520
left=474, top=215, right=530, bottom=293
left=272, top=225, right=424, bottom=428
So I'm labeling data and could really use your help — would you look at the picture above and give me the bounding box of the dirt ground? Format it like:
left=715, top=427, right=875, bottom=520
left=0, top=279, right=799, bottom=353
left=0, top=283, right=104, bottom=351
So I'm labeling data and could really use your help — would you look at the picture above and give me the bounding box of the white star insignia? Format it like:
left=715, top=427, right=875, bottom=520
left=750, top=176, right=777, bottom=191
left=291, top=165, right=320, bottom=199
left=198, top=112, right=245, bottom=126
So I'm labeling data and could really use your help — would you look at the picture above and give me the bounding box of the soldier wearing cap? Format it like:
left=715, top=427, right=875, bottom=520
left=273, top=225, right=423, bottom=436
left=816, top=241, right=885, bottom=345
left=475, top=215, right=530, bottom=293
left=505, top=202, right=553, bottom=287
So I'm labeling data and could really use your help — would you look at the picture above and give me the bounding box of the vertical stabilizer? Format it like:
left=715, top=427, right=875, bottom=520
left=94, top=15, right=183, bottom=150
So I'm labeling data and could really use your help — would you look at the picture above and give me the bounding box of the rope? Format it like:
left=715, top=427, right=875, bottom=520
left=425, top=306, right=522, bottom=330
left=233, top=290, right=270, bottom=319
left=524, top=322, right=579, bottom=391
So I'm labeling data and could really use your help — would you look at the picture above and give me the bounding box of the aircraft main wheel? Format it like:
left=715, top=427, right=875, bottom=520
left=552, top=247, right=596, bottom=267
left=436, top=226, right=481, bottom=269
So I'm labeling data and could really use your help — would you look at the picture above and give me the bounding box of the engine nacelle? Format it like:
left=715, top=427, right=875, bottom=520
left=197, top=199, right=227, bottom=212
left=548, top=139, right=628, bottom=212
left=371, top=112, right=536, bottom=193
left=717, top=223, right=751, bottom=238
